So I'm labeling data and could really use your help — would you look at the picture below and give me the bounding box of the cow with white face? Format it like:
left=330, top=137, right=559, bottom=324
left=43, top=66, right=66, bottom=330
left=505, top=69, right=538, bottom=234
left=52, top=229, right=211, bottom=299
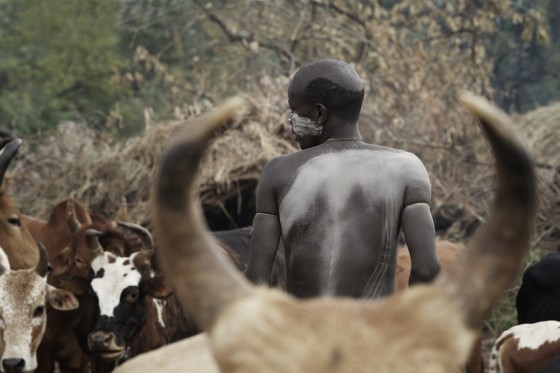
left=85, top=222, right=189, bottom=367
left=0, top=245, right=79, bottom=373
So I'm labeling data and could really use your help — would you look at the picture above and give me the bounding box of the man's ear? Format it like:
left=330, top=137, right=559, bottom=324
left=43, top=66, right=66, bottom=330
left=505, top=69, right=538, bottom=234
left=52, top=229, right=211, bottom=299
left=47, top=285, right=79, bottom=311
left=315, top=103, right=327, bottom=124
left=140, top=275, right=174, bottom=298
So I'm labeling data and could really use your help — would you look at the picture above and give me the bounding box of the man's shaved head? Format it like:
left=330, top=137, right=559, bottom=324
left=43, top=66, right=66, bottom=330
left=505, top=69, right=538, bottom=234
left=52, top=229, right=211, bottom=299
left=289, top=59, right=365, bottom=122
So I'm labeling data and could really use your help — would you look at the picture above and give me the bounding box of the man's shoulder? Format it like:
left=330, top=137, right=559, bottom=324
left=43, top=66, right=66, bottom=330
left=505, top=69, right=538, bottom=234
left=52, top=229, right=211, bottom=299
left=261, top=153, right=298, bottom=179
left=360, top=143, right=424, bottom=163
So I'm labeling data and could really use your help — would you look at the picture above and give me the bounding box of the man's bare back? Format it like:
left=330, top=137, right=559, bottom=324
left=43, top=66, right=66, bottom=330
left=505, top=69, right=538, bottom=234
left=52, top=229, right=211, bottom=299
left=246, top=59, right=440, bottom=299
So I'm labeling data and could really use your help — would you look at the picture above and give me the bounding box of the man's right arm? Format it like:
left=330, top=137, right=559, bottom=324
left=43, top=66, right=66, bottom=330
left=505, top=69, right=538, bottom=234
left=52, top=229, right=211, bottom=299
left=245, top=159, right=283, bottom=286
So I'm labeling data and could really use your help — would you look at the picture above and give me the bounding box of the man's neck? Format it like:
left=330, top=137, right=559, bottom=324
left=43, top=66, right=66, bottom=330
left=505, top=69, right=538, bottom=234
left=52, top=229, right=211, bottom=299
left=320, top=123, right=362, bottom=143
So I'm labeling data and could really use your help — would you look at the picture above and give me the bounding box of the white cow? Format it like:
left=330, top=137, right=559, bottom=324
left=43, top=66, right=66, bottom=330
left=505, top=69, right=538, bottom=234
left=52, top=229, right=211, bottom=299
left=0, top=246, right=78, bottom=373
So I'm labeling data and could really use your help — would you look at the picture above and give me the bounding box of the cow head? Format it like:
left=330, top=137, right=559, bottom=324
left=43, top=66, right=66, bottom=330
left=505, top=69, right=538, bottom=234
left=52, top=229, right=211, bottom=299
left=0, top=244, right=78, bottom=373
left=86, top=223, right=172, bottom=362
left=0, top=139, right=39, bottom=270
left=50, top=199, right=138, bottom=281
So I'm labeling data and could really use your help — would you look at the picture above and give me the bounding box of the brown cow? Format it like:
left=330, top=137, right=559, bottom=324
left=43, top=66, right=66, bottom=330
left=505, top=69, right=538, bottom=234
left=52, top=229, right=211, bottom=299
left=145, top=94, right=535, bottom=372
left=23, top=199, right=93, bottom=263
left=29, top=200, right=137, bottom=373
left=488, top=320, right=560, bottom=373
left=0, top=245, right=78, bottom=373
left=0, top=138, right=39, bottom=269
left=395, top=240, right=464, bottom=292
left=30, top=200, right=94, bottom=373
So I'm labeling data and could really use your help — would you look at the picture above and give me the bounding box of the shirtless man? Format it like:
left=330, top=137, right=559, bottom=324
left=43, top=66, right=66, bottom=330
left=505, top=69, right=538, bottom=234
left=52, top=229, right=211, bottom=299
left=245, top=59, right=440, bottom=299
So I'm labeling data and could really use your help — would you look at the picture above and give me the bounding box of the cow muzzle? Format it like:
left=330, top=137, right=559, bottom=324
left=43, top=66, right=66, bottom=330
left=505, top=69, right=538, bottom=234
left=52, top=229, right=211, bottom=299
left=1, top=358, right=25, bottom=373
left=88, top=331, right=125, bottom=361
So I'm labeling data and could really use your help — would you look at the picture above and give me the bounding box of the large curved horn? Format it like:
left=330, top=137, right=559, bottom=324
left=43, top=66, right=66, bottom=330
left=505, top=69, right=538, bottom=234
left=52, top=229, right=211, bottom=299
left=437, top=92, right=537, bottom=329
left=0, top=138, right=22, bottom=189
left=66, top=200, right=81, bottom=234
left=116, top=221, right=154, bottom=258
left=153, top=97, right=254, bottom=331
left=35, top=243, right=49, bottom=277
left=85, top=229, right=104, bottom=260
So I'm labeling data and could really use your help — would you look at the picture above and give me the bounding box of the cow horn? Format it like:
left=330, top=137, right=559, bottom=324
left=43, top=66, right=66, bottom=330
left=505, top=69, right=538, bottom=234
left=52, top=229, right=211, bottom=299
left=66, top=200, right=81, bottom=234
left=85, top=229, right=105, bottom=259
left=0, top=139, right=22, bottom=189
left=437, top=92, right=537, bottom=330
left=116, top=221, right=154, bottom=258
left=35, top=243, right=49, bottom=277
left=153, top=97, right=254, bottom=331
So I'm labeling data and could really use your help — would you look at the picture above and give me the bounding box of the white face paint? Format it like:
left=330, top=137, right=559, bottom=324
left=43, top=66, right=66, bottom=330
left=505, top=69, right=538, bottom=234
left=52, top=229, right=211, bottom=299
left=290, top=113, right=322, bottom=137
left=0, top=270, right=47, bottom=372
left=91, top=252, right=143, bottom=317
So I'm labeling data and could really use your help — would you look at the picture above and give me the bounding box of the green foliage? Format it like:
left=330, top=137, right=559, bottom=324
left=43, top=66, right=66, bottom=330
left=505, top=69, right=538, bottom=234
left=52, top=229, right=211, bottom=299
left=0, top=0, right=120, bottom=133
left=1, top=0, right=558, bottom=137
left=489, top=0, right=560, bottom=113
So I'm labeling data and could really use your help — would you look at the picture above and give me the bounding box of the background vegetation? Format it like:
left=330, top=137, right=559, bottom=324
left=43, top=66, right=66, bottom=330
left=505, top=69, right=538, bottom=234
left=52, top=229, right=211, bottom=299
left=1, top=0, right=558, bottom=135
left=1, top=1, right=559, bottom=368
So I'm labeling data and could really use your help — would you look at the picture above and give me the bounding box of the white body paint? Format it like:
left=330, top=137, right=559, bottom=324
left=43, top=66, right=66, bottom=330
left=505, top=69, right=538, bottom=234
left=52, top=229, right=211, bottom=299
left=279, top=149, right=423, bottom=295
left=91, top=252, right=143, bottom=316
left=153, top=299, right=167, bottom=328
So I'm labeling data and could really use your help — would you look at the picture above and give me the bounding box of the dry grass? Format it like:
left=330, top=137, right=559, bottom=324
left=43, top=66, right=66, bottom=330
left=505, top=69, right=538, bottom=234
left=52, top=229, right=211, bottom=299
left=9, top=76, right=296, bottom=224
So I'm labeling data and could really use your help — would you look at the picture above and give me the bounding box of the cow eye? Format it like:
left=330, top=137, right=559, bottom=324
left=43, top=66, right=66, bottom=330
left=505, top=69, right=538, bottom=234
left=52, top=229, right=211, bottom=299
left=125, top=289, right=139, bottom=303
left=33, top=305, right=45, bottom=318
left=7, top=217, right=20, bottom=227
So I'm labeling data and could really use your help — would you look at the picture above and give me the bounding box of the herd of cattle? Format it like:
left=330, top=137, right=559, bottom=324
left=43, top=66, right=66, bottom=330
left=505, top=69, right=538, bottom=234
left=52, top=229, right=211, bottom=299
left=0, top=93, right=557, bottom=372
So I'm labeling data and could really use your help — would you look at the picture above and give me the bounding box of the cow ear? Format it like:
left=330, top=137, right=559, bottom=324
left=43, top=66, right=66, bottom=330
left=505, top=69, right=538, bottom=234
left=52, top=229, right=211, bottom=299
left=50, top=246, right=75, bottom=277
left=47, top=285, right=79, bottom=311
left=50, top=276, right=91, bottom=296
left=141, top=276, right=173, bottom=298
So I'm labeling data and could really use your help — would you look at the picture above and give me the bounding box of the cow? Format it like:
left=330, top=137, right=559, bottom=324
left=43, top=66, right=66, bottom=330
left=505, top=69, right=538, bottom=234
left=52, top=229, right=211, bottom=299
left=394, top=240, right=465, bottom=292
left=83, top=222, right=193, bottom=371
left=537, top=356, right=560, bottom=373
left=23, top=199, right=94, bottom=263
left=138, top=93, right=536, bottom=372
left=114, top=334, right=218, bottom=373
left=488, top=320, right=560, bottom=373
left=0, top=244, right=79, bottom=373
left=213, top=227, right=251, bottom=271
left=516, top=252, right=560, bottom=325
left=28, top=199, right=137, bottom=373
left=0, top=138, right=39, bottom=269
left=40, top=204, right=249, bottom=372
